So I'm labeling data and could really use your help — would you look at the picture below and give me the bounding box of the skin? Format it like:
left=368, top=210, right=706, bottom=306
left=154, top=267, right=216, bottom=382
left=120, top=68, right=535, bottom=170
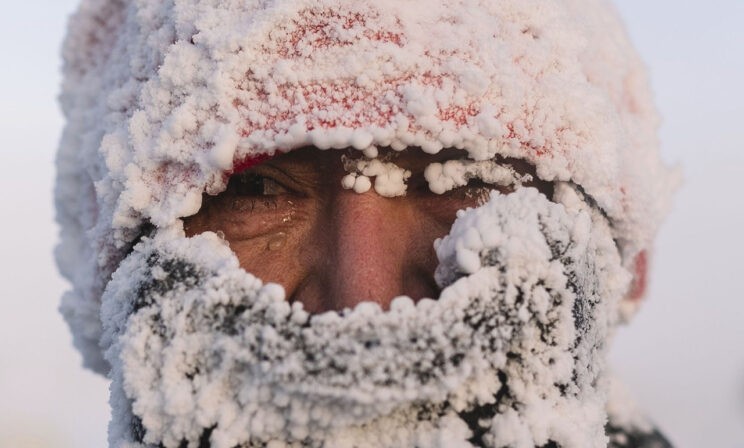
left=184, top=146, right=557, bottom=313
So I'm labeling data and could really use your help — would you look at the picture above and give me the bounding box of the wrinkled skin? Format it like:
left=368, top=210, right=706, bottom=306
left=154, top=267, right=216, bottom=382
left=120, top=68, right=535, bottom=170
left=184, top=147, right=552, bottom=313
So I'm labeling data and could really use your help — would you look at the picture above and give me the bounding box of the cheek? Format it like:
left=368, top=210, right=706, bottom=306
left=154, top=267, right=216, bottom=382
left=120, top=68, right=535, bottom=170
left=229, top=233, right=310, bottom=289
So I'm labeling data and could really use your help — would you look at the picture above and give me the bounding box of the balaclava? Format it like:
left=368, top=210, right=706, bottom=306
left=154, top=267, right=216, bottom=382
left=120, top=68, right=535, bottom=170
left=55, top=0, right=677, bottom=447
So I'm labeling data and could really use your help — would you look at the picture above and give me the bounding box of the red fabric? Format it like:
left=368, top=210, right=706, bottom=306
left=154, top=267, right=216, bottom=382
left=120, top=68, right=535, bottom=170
left=232, top=152, right=282, bottom=174
left=628, top=250, right=648, bottom=301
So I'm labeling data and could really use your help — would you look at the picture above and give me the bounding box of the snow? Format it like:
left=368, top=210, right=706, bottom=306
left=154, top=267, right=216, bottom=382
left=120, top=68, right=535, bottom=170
left=100, top=187, right=630, bottom=447
left=341, top=157, right=412, bottom=197
left=424, top=160, right=531, bottom=195
left=53, top=0, right=679, bottom=446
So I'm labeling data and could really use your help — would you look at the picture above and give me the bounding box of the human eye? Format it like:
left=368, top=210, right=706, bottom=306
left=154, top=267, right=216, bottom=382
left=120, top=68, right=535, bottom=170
left=211, top=168, right=299, bottom=217
left=410, top=157, right=540, bottom=225
left=184, top=166, right=307, bottom=241
left=448, top=177, right=497, bottom=202
left=227, top=171, right=292, bottom=197
left=421, top=159, right=523, bottom=196
left=430, top=176, right=496, bottom=210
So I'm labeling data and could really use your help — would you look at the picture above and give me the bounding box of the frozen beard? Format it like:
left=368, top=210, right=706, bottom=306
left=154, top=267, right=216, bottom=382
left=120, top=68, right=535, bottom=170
left=100, top=184, right=630, bottom=448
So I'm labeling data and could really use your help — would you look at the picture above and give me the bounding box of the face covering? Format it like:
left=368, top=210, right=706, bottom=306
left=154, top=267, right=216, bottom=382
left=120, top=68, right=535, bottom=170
left=101, top=184, right=630, bottom=448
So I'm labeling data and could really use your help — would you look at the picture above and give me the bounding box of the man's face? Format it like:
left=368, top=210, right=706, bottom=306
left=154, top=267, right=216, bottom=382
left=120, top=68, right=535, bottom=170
left=184, top=147, right=550, bottom=313
left=108, top=147, right=623, bottom=448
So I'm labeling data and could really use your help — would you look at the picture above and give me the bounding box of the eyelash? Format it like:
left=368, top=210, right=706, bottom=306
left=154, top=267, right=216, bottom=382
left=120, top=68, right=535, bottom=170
left=228, top=172, right=292, bottom=197
left=408, top=174, right=504, bottom=196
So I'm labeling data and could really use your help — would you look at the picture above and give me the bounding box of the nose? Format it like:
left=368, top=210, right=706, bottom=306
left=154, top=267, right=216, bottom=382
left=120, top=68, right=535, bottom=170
left=310, top=188, right=438, bottom=312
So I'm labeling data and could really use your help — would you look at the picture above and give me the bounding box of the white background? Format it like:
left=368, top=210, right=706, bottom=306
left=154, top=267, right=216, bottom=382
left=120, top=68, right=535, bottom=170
left=0, top=1, right=741, bottom=446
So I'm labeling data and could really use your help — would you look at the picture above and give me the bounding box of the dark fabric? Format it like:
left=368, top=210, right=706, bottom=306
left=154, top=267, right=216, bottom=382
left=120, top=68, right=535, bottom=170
left=133, top=415, right=674, bottom=447
left=607, top=422, right=674, bottom=448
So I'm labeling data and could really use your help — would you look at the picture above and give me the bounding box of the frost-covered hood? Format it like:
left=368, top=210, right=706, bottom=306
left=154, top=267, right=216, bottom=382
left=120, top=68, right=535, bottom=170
left=55, top=0, right=675, bottom=447
left=56, top=0, right=676, bottom=372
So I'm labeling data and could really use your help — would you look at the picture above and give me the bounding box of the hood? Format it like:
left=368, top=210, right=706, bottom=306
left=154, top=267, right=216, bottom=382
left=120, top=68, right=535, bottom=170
left=55, top=0, right=676, bottom=446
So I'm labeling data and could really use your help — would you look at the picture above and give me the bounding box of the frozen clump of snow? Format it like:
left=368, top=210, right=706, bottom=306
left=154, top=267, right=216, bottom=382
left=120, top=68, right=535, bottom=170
left=341, top=156, right=412, bottom=197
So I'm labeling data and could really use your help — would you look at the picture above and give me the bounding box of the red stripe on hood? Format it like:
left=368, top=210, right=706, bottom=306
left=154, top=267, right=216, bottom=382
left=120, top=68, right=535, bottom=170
left=231, top=152, right=284, bottom=175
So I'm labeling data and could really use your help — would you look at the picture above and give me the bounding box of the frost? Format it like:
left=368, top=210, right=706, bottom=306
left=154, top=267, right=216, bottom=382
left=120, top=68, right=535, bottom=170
left=341, top=156, right=412, bottom=197
left=56, top=0, right=677, bottom=310
left=100, top=187, right=630, bottom=447
left=424, top=160, right=531, bottom=195
left=605, top=377, right=654, bottom=434
left=55, top=0, right=677, bottom=446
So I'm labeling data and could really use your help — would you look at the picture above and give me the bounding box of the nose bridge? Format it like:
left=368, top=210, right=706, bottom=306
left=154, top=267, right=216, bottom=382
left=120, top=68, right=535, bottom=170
left=326, top=189, right=409, bottom=310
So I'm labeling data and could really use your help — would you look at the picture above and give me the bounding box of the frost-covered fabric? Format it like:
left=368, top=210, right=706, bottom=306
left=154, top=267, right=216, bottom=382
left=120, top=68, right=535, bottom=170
left=56, top=0, right=676, bottom=373
left=103, top=187, right=627, bottom=447
left=605, top=380, right=673, bottom=448
left=55, top=0, right=676, bottom=446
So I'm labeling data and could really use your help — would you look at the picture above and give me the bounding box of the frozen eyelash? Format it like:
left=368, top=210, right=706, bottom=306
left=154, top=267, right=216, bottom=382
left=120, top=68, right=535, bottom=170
left=424, top=160, right=532, bottom=195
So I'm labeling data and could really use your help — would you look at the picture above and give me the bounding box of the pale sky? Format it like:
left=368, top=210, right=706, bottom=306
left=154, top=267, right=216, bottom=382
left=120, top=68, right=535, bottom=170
left=0, top=1, right=741, bottom=446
